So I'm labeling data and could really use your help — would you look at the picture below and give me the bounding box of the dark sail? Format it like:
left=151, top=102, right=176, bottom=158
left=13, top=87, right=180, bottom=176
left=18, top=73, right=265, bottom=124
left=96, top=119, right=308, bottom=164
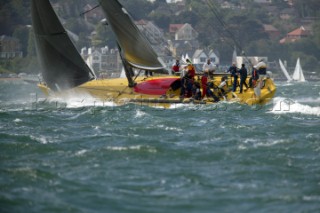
left=31, top=0, right=95, bottom=91
left=99, top=0, right=167, bottom=73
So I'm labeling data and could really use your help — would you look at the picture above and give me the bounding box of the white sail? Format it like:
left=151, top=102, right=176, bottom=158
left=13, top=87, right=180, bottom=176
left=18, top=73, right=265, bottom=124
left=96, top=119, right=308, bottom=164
left=232, top=47, right=237, bottom=64
left=120, top=67, right=126, bottom=78
left=279, top=59, right=292, bottom=81
left=292, top=58, right=306, bottom=82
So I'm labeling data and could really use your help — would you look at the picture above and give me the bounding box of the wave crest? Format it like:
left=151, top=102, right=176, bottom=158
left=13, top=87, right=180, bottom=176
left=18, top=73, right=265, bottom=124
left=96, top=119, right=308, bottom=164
left=270, top=97, right=320, bottom=116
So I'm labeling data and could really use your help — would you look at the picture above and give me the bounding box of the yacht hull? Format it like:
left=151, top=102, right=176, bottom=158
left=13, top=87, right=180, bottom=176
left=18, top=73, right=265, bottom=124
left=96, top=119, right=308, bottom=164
left=38, top=75, right=276, bottom=108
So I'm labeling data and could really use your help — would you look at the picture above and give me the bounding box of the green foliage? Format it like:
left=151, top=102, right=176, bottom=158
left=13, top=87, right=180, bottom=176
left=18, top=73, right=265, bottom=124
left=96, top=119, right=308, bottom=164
left=294, top=0, right=320, bottom=18
left=2, top=0, right=320, bottom=72
left=92, top=23, right=116, bottom=48
left=120, top=0, right=154, bottom=20
left=13, top=26, right=30, bottom=56
left=0, top=56, right=39, bottom=74
left=149, top=13, right=172, bottom=30
left=27, top=29, right=36, bottom=57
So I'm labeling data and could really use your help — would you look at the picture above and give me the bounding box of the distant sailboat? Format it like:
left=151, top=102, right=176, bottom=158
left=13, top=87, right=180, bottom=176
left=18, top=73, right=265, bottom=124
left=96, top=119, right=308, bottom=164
left=279, top=59, right=292, bottom=82
left=292, top=58, right=306, bottom=82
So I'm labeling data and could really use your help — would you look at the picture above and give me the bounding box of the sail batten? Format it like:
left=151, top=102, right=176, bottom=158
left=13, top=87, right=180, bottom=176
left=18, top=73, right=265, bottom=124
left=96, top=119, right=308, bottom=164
left=99, top=0, right=167, bottom=73
left=32, top=0, right=94, bottom=91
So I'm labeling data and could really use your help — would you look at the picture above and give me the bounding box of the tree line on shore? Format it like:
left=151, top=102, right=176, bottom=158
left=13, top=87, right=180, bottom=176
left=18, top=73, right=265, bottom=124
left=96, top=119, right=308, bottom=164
left=0, top=0, right=319, bottom=74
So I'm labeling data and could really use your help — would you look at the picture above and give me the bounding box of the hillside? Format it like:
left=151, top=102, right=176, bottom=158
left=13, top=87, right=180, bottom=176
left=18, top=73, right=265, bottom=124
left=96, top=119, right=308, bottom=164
left=0, top=0, right=319, bottom=73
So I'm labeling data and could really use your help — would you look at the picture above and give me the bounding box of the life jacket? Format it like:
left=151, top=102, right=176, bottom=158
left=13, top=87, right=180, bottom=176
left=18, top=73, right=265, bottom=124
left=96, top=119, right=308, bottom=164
left=172, top=63, right=180, bottom=72
left=187, top=64, right=195, bottom=78
left=201, top=75, right=208, bottom=87
left=252, top=69, right=259, bottom=80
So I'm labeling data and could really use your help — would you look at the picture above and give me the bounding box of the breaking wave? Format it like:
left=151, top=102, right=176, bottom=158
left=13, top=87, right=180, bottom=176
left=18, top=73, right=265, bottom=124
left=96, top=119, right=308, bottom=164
left=270, top=97, right=320, bottom=116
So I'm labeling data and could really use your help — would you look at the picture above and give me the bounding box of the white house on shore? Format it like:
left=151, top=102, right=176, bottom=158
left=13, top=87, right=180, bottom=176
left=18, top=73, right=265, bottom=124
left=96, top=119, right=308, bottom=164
left=191, top=49, right=220, bottom=65
left=0, top=35, right=23, bottom=59
left=81, top=46, right=122, bottom=77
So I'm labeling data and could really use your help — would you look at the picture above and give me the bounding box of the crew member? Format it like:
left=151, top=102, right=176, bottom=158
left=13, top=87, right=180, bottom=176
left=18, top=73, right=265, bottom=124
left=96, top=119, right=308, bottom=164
left=201, top=70, right=208, bottom=98
left=256, top=59, right=267, bottom=77
left=202, top=59, right=216, bottom=79
left=255, top=59, right=267, bottom=88
left=227, top=62, right=238, bottom=92
left=186, top=59, right=195, bottom=79
left=238, top=64, right=248, bottom=93
left=172, top=59, right=181, bottom=75
left=218, top=76, right=228, bottom=99
left=192, top=82, right=202, bottom=100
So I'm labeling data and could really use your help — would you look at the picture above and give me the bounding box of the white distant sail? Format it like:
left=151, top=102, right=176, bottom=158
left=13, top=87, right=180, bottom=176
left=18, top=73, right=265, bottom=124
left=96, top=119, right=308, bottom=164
left=232, top=47, right=237, bottom=64
left=120, top=67, right=126, bottom=78
left=279, top=59, right=292, bottom=82
left=185, top=53, right=190, bottom=61
left=292, top=58, right=306, bottom=82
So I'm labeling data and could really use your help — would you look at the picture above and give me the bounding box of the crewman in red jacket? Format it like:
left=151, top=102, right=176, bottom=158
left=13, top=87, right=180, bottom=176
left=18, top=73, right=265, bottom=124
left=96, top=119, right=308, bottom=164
left=201, top=71, right=208, bottom=98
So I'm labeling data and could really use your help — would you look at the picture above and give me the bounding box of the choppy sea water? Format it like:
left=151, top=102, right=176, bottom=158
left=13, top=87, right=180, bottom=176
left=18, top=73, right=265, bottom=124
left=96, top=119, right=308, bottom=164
left=0, top=79, right=320, bottom=213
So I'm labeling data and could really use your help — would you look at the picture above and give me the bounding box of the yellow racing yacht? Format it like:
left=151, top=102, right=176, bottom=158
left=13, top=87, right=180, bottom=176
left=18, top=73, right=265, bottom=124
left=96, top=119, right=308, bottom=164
left=32, top=0, right=276, bottom=108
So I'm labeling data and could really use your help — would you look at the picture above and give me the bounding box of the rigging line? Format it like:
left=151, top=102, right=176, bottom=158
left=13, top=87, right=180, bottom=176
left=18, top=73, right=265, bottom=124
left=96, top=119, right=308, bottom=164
left=206, top=1, right=240, bottom=48
left=133, top=69, right=143, bottom=82
left=206, top=0, right=243, bottom=52
left=115, top=69, right=143, bottom=98
left=80, top=4, right=100, bottom=17
left=206, top=0, right=235, bottom=40
left=206, top=0, right=254, bottom=67
left=205, top=6, right=237, bottom=50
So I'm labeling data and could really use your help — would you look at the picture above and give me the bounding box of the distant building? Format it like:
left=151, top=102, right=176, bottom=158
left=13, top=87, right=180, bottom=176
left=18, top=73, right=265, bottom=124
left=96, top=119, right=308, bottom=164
left=169, top=23, right=198, bottom=41
left=279, top=26, right=311, bottom=44
left=135, top=20, right=164, bottom=45
left=0, top=35, right=23, bottom=59
left=168, top=40, right=200, bottom=58
left=263, top=24, right=280, bottom=40
left=235, top=56, right=268, bottom=69
left=169, top=24, right=184, bottom=34
left=280, top=8, right=295, bottom=20
left=192, top=49, right=220, bottom=65
left=81, top=46, right=122, bottom=77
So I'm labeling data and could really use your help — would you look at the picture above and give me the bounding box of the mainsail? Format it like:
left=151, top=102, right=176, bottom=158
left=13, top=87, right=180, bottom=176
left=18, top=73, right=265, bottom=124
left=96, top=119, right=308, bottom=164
left=279, top=59, right=292, bottom=82
left=292, top=58, right=305, bottom=82
left=98, top=0, right=166, bottom=73
left=31, top=0, right=95, bottom=91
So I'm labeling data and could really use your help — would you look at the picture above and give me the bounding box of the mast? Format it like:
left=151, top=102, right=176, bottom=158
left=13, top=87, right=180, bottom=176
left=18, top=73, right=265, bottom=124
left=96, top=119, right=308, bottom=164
left=117, top=43, right=136, bottom=87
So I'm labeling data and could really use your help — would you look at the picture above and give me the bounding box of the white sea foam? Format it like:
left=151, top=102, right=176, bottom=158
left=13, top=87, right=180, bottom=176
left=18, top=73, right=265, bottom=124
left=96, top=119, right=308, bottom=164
left=270, top=97, right=320, bottom=116
left=276, top=82, right=293, bottom=87
left=30, top=135, right=50, bottom=144
left=75, top=149, right=88, bottom=156
left=47, top=96, right=115, bottom=109
left=295, top=97, right=320, bottom=103
left=134, top=109, right=147, bottom=118
left=239, top=138, right=291, bottom=150
left=105, top=145, right=157, bottom=153
left=13, top=118, right=22, bottom=123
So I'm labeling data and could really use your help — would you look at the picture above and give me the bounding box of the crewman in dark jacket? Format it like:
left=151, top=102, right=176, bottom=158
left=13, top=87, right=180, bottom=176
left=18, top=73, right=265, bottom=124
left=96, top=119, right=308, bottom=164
left=228, top=62, right=238, bottom=92
left=238, top=64, right=249, bottom=93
